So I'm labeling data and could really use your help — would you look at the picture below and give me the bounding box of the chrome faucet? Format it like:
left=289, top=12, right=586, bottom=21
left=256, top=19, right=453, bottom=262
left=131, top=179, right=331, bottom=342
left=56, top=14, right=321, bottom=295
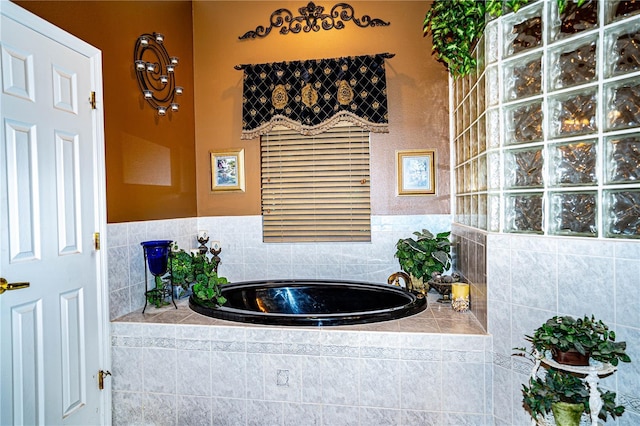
left=387, top=271, right=412, bottom=292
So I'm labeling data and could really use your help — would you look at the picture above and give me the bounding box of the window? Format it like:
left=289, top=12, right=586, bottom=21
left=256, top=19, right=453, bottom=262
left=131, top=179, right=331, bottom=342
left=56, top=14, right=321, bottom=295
left=261, top=125, right=371, bottom=242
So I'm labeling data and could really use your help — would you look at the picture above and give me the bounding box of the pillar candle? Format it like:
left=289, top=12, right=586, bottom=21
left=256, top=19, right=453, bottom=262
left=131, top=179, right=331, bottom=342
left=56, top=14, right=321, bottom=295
left=451, top=283, right=470, bottom=312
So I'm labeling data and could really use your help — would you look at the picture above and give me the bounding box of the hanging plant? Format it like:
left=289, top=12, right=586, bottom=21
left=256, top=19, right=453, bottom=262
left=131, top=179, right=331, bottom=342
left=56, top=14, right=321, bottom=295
left=423, top=0, right=588, bottom=77
left=422, top=0, right=487, bottom=77
left=558, top=0, right=587, bottom=15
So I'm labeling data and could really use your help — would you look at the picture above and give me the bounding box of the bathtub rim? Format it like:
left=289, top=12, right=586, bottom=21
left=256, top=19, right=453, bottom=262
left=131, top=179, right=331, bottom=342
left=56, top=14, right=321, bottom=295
left=188, top=279, right=427, bottom=326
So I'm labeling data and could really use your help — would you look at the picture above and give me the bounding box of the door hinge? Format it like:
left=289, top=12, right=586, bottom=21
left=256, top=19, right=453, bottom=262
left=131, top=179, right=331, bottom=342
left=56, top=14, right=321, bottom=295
left=93, top=232, right=100, bottom=250
left=89, top=91, right=96, bottom=109
left=98, top=370, right=111, bottom=390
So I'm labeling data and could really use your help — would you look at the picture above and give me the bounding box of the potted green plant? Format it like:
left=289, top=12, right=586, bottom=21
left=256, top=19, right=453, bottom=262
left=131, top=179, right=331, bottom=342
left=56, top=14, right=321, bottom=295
left=394, top=229, right=451, bottom=294
left=191, top=266, right=228, bottom=307
left=522, top=368, right=625, bottom=426
left=528, top=315, right=631, bottom=366
left=160, top=244, right=228, bottom=306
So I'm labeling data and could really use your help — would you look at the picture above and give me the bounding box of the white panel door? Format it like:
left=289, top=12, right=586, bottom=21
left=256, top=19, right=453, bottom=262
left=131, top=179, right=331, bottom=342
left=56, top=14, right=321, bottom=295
left=0, top=2, right=108, bottom=425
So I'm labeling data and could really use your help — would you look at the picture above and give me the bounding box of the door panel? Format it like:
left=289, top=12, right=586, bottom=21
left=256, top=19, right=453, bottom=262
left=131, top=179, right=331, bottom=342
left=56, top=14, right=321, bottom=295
left=55, top=130, right=81, bottom=255
left=60, top=288, right=86, bottom=418
left=4, top=119, right=40, bottom=262
left=1, top=3, right=107, bottom=425
left=10, top=300, right=45, bottom=425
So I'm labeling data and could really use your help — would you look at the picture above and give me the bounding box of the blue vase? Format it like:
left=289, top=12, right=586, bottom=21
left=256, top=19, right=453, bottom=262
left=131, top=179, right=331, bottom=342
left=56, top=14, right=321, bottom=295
left=141, top=240, right=173, bottom=276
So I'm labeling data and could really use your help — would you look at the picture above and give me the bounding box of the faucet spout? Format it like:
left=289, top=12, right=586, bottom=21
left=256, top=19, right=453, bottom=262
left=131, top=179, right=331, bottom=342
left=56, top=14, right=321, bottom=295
left=387, top=271, right=412, bottom=292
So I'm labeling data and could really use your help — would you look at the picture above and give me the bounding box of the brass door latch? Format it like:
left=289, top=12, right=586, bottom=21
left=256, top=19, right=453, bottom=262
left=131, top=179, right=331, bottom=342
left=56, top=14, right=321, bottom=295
left=98, top=370, right=111, bottom=390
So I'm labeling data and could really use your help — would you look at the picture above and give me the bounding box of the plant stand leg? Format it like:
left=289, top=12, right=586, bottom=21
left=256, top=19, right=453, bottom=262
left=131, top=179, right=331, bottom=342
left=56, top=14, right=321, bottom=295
left=585, top=371, right=601, bottom=426
left=142, top=251, right=149, bottom=314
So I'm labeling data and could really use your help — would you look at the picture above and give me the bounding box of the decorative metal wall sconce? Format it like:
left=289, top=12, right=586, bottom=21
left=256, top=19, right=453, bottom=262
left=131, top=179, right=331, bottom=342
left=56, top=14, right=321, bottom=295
left=133, top=32, right=183, bottom=116
left=239, top=1, right=390, bottom=40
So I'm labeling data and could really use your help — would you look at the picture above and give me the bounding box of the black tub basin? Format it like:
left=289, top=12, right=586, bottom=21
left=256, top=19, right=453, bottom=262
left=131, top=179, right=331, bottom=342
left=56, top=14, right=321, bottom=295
left=189, top=279, right=427, bottom=326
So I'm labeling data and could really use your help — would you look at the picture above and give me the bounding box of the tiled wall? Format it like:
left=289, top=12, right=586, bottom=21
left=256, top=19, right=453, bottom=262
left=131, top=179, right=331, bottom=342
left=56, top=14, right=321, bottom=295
left=486, top=233, right=640, bottom=425
left=107, top=217, right=198, bottom=320
left=451, top=225, right=487, bottom=330
left=111, top=321, right=492, bottom=425
left=107, top=214, right=453, bottom=320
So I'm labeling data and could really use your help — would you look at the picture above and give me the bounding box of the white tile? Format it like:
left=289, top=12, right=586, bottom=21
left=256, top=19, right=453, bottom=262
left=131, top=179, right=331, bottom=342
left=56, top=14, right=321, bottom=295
left=143, top=392, right=177, bottom=426
left=107, top=222, right=128, bottom=247
left=283, top=402, right=321, bottom=426
left=359, top=358, right=400, bottom=408
left=143, top=347, right=176, bottom=394
left=210, top=397, right=245, bottom=426
left=400, top=360, right=442, bottom=411
left=322, top=404, right=359, bottom=426
left=211, top=351, right=246, bottom=399
left=177, top=395, right=212, bottom=426
left=246, top=400, right=282, bottom=426
left=441, top=362, right=485, bottom=414
left=177, top=349, right=211, bottom=396
left=321, top=356, right=359, bottom=405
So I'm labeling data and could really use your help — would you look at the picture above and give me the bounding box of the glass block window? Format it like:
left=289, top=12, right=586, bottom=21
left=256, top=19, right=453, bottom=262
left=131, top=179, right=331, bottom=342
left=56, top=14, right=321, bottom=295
left=452, top=1, right=640, bottom=239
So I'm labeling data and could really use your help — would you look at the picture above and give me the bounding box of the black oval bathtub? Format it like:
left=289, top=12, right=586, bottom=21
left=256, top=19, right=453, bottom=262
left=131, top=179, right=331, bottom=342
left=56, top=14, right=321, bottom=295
left=189, top=279, right=427, bottom=326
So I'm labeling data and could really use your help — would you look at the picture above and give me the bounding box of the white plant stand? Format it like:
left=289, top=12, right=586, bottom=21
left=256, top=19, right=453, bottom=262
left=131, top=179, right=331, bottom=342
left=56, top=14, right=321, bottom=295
left=529, top=353, right=617, bottom=426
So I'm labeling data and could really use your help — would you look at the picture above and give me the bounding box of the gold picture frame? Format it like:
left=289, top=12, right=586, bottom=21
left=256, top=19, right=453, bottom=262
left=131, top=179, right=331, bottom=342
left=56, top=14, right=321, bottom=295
left=397, top=149, right=436, bottom=195
left=210, top=149, right=245, bottom=192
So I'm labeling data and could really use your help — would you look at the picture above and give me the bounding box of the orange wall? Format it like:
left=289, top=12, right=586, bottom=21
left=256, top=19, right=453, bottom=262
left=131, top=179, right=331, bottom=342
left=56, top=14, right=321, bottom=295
left=14, top=0, right=450, bottom=221
left=193, top=1, right=450, bottom=216
left=14, top=0, right=197, bottom=223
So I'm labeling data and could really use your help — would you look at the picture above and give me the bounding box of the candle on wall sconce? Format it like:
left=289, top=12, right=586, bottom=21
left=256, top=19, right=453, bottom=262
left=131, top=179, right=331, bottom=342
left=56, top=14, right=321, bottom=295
left=198, top=230, right=208, bottom=240
left=451, top=283, right=470, bottom=312
left=134, top=32, right=182, bottom=117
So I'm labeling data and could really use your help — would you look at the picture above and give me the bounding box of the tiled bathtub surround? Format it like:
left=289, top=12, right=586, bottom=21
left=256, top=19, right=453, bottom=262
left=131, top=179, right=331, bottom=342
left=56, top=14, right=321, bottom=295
left=107, top=214, right=453, bottom=320
left=451, top=225, right=487, bottom=330
left=111, top=301, right=491, bottom=426
left=487, top=233, right=640, bottom=425
left=109, top=214, right=640, bottom=425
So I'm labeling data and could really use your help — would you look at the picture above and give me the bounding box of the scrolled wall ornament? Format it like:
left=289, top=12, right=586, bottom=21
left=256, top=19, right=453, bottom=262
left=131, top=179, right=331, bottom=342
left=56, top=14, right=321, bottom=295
left=133, top=32, right=183, bottom=116
left=238, top=2, right=390, bottom=40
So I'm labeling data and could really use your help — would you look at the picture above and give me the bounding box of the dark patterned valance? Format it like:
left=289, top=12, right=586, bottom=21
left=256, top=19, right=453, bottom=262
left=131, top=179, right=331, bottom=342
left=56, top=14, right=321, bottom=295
left=240, top=53, right=391, bottom=139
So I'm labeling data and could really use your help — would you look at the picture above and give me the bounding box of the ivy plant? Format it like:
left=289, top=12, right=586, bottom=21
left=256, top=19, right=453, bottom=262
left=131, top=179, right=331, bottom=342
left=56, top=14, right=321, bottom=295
left=422, top=0, right=489, bottom=77
left=167, top=244, right=228, bottom=306
left=192, top=268, right=228, bottom=307
left=423, top=0, right=587, bottom=77
left=522, top=368, right=625, bottom=422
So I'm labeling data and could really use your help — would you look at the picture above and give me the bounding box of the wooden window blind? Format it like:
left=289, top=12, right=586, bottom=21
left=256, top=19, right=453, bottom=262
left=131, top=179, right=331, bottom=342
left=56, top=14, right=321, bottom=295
left=261, top=125, right=371, bottom=243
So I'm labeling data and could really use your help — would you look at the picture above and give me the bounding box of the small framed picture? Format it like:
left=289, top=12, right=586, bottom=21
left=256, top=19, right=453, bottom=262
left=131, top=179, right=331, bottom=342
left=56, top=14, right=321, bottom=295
left=210, top=149, right=245, bottom=192
left=396, top=149, right=436, bottom=195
